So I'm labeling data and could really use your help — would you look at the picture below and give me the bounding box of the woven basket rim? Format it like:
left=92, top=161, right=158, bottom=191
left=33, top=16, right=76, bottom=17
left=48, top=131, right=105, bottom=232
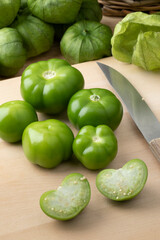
left=98, top=0, right=160, bottom=17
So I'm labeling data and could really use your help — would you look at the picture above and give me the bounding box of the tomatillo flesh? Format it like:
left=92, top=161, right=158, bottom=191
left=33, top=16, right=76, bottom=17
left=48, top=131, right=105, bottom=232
left=40, top=173, right=91, bottom=220
left=96, top=159, right=148, bottom=201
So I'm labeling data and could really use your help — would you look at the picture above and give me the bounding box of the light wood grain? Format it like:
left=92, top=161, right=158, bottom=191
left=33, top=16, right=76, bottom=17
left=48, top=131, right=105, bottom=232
left=1, top=56, right=160, bottom=240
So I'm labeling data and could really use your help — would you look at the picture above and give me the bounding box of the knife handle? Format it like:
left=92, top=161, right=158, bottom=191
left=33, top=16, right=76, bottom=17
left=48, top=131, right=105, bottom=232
left=149, top=138, right=160, bottom=162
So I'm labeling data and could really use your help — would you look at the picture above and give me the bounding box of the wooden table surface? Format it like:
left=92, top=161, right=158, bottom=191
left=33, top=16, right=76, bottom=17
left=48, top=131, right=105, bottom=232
left=1, top=16, right=160, bottom=240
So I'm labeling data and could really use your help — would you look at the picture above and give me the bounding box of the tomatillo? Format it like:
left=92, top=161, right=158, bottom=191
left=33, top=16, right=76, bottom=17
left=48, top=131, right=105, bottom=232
left=67, top=88, right=123, bottom=130
left=96, top=159, right=148, bottom=201
left=0, top=28, right=27, bottom=77
left=21, top=58, right=84, bottom=114
left=0, top=100, right=38, bottom=143
left=0, top=0, right=20, bottom=28
left=40, top=173, right=91, bottom=220
left=60, top=20, right=112, bottom=64
left=22, top=119, right=74, bottom=168
left=12, top=14, right=55, bottom=58
left=28, top=0, right=82, bottom=24
left=73, top=125, right=118, bottom=170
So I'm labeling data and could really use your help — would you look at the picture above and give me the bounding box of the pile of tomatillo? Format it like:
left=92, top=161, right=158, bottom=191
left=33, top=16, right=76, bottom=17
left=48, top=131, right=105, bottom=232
left=0, top=58, right=148, bottom=220
left=0, top=0, right=113, bottom=77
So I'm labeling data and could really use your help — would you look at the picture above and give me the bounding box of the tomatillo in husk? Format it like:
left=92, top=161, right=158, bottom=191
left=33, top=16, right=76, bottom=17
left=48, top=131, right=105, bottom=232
left=60, top=20, right=112, bottom=64
left=28, top=0, right=82, bottom=24
left=0, top=28, right=27, bottom=77
left=12, top=14, right=54, bottom=58
left=0, top=0, right=20, bottom=28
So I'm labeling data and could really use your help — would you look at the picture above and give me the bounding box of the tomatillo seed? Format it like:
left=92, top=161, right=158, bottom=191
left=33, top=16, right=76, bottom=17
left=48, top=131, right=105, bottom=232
left=96, top=159, right=148, bottom=201
left=40, top=173, right=91, bottom=220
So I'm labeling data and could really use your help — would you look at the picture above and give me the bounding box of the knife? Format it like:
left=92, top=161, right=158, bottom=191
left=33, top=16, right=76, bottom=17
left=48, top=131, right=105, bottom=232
left=97, top=62, right=160, bottom=161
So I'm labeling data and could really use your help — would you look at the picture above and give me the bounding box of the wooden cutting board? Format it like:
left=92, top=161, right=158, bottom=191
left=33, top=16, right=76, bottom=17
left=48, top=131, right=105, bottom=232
left=1, top=56, right=160, bottom=240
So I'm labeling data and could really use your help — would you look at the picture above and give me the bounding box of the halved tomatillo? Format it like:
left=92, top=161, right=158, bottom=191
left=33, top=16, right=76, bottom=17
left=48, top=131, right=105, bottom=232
left=40, top=173, right=91, bottom=220
left=96, top=159, right=148, bottom=201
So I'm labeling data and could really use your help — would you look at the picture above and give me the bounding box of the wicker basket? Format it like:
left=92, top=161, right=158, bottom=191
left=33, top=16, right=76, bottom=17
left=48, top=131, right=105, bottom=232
left=98, top=0, right=160, bottom=17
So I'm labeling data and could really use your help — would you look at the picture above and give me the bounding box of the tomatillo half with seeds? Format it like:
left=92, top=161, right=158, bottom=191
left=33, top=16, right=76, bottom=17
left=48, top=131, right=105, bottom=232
left=40, top=173, right=91, bottom=220
left=73, top=125, right=118, bottom=170
left=22, top=119, right=74, bottom=168
left=96, top=159, right=148, bottom=201
left=67, top=88, right=123, bottom=130
left=20, top=59, right=84, bottom=114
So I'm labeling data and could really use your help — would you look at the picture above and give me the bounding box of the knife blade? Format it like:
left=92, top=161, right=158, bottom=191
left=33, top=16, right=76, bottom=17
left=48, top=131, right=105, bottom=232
left=97, top=62, right=160, bottom=161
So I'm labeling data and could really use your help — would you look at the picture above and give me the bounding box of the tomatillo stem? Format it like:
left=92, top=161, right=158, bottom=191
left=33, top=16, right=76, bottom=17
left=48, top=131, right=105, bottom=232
left=90, top=94, right=100, bottom=102
left=43, top=70, right=56, bottom=80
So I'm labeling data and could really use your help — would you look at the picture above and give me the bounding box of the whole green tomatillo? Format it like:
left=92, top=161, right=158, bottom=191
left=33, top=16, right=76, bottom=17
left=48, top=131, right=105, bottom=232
left=0, top=0, right=20, bottom=28
left=28, top=0, right=82, bottom=24
left=0, top=28, right=27, bottom=77
left=21, top=58, right=84, bottom=114
left=0, top=100, right=38, bottom=143
left=67, top=88, right=123, bottom=130
left=73, top=125, right=118, bottom=170
left=20, top=0, right=28, bottom=10
left=12, top=14, right=54, bottom=58
left=22, top=119, right=74, bottom=168
left=60, top=20, right=112, bottom=64
left=53, top=0, right=102, bottom=41
left=76, top=0, right=102, bottom=22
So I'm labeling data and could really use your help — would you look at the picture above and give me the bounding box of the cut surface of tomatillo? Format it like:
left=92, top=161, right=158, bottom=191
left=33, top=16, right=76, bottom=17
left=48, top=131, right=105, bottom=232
left=96, top=159, right=148, bottom=201
left=40, top=173, right=91, bottom=220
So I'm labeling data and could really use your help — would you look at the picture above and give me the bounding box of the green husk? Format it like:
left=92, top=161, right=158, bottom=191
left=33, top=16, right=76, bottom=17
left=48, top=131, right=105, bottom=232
left=0, top=0, right=21, bottom=28
left=111, top=12, right=160, bottom=71
left=76, top=0, right=102, bottom=22
left=0, top=28, right=26, bottom=76
left=12, top=14, right=54, bottom=58
left=60, top=20, right=112, bottom=64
